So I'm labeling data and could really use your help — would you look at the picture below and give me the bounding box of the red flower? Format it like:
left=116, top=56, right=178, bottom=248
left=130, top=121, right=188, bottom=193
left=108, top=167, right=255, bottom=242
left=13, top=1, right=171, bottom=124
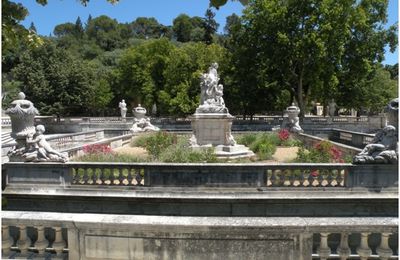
left=278, top=129, right=290, bottom=141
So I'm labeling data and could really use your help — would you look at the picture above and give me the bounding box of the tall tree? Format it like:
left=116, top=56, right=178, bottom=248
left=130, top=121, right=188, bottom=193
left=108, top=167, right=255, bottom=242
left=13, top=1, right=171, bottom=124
left=74, top=16, right=84, bottom=37
left=203, top=8, right=219, bottom=44
left=172, top=14, right=193, bottom=42
left=232, top=0, right=397, bottom=116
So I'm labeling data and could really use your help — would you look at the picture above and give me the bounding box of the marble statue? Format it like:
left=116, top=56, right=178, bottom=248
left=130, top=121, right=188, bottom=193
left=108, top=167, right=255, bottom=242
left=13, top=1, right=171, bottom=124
left=353, top=99, right=398, bottom=164
left=282, top=103, right=303, bottom=133
left=6, top=92, right=68, bottom=162
left=130, top=104, right=159, bottom=133
left=23, top=125, right=68, bottom=162
left=196, top=62, right=228, bottom=113
left=119, top=99, right=127, bottom=118
left=189, top=63, right=254, bottom=159
left=353, top=125, right=398, bottom=164
left=328, top=99, right=337, bottom=117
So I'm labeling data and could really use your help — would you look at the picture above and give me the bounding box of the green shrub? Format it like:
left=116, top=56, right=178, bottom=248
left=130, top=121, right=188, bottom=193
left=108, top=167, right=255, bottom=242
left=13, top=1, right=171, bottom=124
left=131, top=131, right=177, bottom=158
left=236, top=133, right=258, bottom=147
left=159, top=139, right=217, bottom=163
left=73, top=152, right=149, bottom=162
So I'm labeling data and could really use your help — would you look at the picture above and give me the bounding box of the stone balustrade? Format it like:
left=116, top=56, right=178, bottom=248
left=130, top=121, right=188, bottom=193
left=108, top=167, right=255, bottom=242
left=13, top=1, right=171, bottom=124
left=1, top=115, right=384, bottom=133
left=2, top=222, right=68, bottom=259
left=3, top=162, right=397, bottom=190
left=2, top=211, right=397, bottom=260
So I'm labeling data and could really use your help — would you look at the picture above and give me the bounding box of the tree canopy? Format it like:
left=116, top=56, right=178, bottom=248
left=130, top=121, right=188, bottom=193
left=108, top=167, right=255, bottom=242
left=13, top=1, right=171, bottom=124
left=2, top=0, right=398, bottom=118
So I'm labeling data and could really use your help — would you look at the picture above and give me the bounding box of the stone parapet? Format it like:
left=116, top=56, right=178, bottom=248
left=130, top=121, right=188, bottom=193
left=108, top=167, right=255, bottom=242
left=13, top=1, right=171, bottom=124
left=2, top=211, right=398, bottom=260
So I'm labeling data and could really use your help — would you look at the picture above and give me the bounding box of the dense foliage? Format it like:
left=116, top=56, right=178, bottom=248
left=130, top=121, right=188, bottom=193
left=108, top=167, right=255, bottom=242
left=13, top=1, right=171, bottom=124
left=2, top=0, right=397, bottom=117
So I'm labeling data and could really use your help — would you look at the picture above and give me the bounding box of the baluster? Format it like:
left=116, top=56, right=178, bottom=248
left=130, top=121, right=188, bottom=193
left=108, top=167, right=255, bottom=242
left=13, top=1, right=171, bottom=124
left=270, top=170, right=277, bottom=186
left=118, top=168, right=125, bottom=185
left=72, top=168, right=78, bottom=184
left=307, top=171, right=315, bottom=187
left=2, top=225, right=13, bottom=258
left=376, top=233, right=393, bottom=260
left=99, top=168, right=106, bottom=185
left=82, top=168, right=89, bottom=184
left=34, top=226, right=48, bottom=257
left=16, top=225, right=31, bottom=258
left=109, top=168, right=116, bottom=185
left=317, top=171, right=324, bottom=187
left=299, top=171, right=305, bottom=186
left=326, top=170, right=334, bottom=187
left=92, top=168, right=98, bottom=184
left=135, top=169, right=143, bottom=186
left=279, top=170, right=285, bottom=186
left=52, top=227, right=66, bottom=259
left=337, top=233, right=351, bottom=260
left=288, top=170, right=295, bottom=186
left=317, top=233, right=331, bottom=260
left=356, top=233, right=372, bottom=260
left=127, top=168, right=133, bottom=185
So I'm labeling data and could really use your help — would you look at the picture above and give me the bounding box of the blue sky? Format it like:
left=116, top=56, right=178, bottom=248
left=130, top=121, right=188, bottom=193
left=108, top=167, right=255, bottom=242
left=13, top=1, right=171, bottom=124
left=16, top=0, right=398, bottom=65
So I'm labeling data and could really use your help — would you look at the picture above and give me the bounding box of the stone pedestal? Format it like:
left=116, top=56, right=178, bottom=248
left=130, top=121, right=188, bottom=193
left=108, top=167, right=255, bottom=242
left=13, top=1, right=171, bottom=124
left=190, top=113, right=254, bottom=159
left=190, top=113, right=234, bottom=146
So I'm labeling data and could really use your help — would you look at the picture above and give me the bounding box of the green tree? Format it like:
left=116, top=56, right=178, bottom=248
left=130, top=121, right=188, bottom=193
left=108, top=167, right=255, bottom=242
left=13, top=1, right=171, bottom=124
left=11, top=41, right=99, bottom=115
left=86, top=15, right=125, bottom=51
left=203, top=8, right=219, bottom=44
left=172, top=14, right=193, bottom=42
left=231, top=0, right=397, bottom=116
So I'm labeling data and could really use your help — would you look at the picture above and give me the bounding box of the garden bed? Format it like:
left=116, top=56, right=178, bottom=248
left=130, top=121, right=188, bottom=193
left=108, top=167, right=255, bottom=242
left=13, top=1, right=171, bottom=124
left=73, top=131, right=351, bottom=164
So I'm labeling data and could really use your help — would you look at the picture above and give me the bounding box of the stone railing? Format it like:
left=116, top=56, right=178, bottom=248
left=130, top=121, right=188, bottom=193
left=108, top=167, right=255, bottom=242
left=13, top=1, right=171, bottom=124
left=4, top=115, right=384, bottom=133
left=2, top=211, right=397, bottom=260
left=329, top=128, right=375, bottom=149
left=4, top=162, right=397, bottom=190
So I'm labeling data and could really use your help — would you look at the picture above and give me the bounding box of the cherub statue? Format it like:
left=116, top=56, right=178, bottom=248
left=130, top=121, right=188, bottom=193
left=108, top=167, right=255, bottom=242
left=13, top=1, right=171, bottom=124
left=23, top=125, right=68, bottom=162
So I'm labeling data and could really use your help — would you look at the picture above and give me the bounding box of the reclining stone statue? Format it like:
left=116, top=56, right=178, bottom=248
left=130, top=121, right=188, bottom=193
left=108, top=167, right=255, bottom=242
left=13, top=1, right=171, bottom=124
left=353, top=98, right=398, bottom=164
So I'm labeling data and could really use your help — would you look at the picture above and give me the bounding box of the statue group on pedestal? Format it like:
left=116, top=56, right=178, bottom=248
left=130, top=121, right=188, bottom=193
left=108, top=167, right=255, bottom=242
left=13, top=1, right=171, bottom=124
left=6, top=92, right=68, bottom=162
left=196, top=62, right=228, bottom=114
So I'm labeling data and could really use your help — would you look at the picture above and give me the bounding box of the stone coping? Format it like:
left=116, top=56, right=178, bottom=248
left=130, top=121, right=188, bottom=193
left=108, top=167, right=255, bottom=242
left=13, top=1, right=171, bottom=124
left=4, top=161, right=355, bottom=167
left=3, top=186, right=398, bottom=200
left=330, top=128, right=376, bottom=136
left=2, top=211, right=397, bottom=233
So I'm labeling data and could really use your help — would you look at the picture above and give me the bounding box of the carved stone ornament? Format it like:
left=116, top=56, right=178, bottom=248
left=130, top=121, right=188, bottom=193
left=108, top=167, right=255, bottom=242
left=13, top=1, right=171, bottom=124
left=353, top=99, right=398, bottom=164
left=282, top=103, right=303, bottom=133
left=196, top=62, right=229, bottom=114
left=130, top=104, right=160, bottom=133
left=6, top=92, right=68, bottom=162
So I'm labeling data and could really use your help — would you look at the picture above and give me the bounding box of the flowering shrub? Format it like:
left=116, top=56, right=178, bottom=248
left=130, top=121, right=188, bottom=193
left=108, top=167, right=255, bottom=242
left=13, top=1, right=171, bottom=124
left=82, top=144, right=112, bottom=154
left=278, top=129, right=290, bottom=141
left=295, top=140, right=345, bottom=163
